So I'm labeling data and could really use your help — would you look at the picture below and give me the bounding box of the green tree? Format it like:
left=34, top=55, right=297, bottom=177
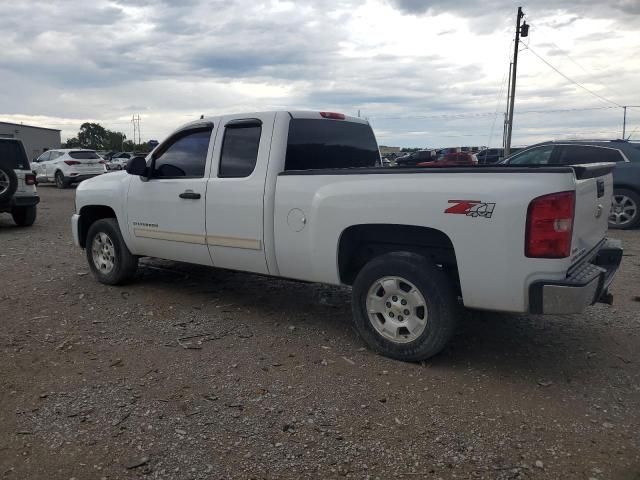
left=63, top=137, right=81, bottom=148
left=78, top=122, right=109, bottom=149
left=64, top=123, right=130, bottom=150
left=104, top=130, right=126, bottom=151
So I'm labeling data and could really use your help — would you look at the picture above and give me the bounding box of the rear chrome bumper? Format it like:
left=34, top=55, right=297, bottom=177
left=529, top=238, right=623, bottom=314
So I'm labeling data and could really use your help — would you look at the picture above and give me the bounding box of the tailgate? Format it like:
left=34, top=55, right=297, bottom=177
left=571, top=163, right=614, bottom=262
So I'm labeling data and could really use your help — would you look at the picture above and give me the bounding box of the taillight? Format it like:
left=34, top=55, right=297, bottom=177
left=25, top=174, right=36, bottom=185
left=99, top=160, right=106, bottom=164
left=525, top=191, right=575, bottom=258
left=319, top=112, right=345, bottom=120
left=64, top=160, right=81, bottom=166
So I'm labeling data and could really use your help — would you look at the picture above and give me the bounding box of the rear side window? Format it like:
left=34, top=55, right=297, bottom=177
left=153, top=128, right=212, bottom=178
left=0, top=140, right=30, bottom=169
left=556, top=146, right=623, bottom=164
left=69, top=151, right=100, bottom=160
left=219, top=122, right=262, bottom=178
left=285, top=119, right=379, bottom=171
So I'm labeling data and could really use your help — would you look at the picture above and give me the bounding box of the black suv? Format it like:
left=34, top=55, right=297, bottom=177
left=0, top=138, right=39, bottom=226
left=502, top=140, right=640, bottom=229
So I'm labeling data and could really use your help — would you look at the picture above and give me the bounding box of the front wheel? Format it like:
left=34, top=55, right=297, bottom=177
left=11, top=205, right=37, bottom=226
left=86, top=218, right=138, bottom=285
left=609, top=188, right=639, bottom=230
left=352, top=252, right=459, bottom=362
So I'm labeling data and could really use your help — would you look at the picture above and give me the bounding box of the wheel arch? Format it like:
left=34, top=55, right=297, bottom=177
left=337, top=224, right=458, bottom=287
left=613, top=183, right=640, bottom=195
left=78, top=205, right=117, bottom=248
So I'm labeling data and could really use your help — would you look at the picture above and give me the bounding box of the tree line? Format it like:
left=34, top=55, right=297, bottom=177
left=63, top=122, right=149, bottom=151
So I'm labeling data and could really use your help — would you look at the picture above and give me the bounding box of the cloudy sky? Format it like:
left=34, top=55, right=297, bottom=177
left=1, top=0, right=639, bottom=147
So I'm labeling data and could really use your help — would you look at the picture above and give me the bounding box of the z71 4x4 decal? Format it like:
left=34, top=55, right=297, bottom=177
left=445, top=200, right=496, bottom=218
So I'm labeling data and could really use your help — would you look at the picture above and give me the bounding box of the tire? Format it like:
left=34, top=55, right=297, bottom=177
left=86, top=218, right=138, bottom=285
left=609, top=188, right=640, bottom=230
left=0, top=164, right=18, bottom=202
left=352, top=252, right=459, bottom=362
left=55, top=170, right=69, bottom=189
left=11, top=205, right=37, bottom=226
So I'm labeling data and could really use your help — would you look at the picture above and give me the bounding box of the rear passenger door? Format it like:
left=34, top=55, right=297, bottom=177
left=205, top=113, right=275, bottom=275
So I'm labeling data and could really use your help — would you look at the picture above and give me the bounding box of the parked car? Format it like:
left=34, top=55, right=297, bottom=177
left=502, top=140, right=640, bottom=229
left=396, top=149, right=435, bottom=166
left=476, top=148, right=504, bottom=164
left=0, top=138, right=39, bottom=226
left=416, top=151, right=476, bottom=167
left=108, top=152, right=149, bottom=170
left=32, top=149, right=106, bottom=188
left=71, top=110, right=621, bottom=362
left=107, top=152, right=134, bottom=170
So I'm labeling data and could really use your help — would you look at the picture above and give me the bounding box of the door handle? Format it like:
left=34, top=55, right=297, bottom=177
left=179, top=191, right=201, bottom=199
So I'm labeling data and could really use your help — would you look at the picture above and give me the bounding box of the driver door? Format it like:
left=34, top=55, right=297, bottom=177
left=126, top=123, right=217, bottom=266
left=32, top=151, right=50, bottom=180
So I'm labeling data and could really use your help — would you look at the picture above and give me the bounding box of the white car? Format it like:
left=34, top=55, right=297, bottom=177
left=32, top=149, right=106, bottom=188
left=107, top=152, right=134, bottom=170
left=71, top=110, right=622, bottom=361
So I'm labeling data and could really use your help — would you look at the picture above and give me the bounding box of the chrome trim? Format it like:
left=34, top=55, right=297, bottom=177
left=541, top=277, right=600, bottom=314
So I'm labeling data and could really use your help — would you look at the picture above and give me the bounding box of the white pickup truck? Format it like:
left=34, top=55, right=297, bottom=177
left=72, top=111, right=622, bottom=361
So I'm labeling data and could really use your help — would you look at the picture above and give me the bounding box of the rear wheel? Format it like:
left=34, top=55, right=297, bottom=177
left=55, top=170, right=69, bottom=189
left=11, top=205, right=37, bottom=226
left=609, top=188, right=639, bottom=230
left=352, top=252, right=459, bottom=362
left=86, top=218, right=138, bottom=285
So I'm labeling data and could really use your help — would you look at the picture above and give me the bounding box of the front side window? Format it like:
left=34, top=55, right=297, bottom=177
left=506, top=145, right=554, bottom=165
left=153, top=128, right=212, bottom=178
left=37, top=151, right=51, bottom=162
left=556, top=145, right=623, bottom=165
left=218, top=123, right=262, bottom=178
left=285, top=119, right=379, bottom=171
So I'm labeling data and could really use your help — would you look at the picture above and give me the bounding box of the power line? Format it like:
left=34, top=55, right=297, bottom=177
left=520, top=42, right=622, bottom=108
left=370, top=105, right=618, bottom=121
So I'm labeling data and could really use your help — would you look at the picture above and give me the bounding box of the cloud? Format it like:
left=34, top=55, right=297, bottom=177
left=0, top=0, right=638, bottom=146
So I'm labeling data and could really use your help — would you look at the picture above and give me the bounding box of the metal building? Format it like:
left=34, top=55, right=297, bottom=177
left=0, top=121, right=61, bottom=161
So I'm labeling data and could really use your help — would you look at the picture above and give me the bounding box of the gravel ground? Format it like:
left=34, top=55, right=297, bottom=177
left=1, top=185, right=639, bottom=480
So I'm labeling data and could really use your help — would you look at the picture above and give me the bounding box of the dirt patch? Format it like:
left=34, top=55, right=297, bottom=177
left=1, top=186, right=639, bottom=479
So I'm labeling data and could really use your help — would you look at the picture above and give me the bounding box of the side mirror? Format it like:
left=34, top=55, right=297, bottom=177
left=126, top=156, right=148, bottom=177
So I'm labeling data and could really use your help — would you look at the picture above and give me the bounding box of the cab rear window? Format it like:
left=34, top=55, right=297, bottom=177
left=69, top=151, right=100, bottom=159
left=0, top=139, right=30, bottom=169
left=285, top=119, right=379, bottom=171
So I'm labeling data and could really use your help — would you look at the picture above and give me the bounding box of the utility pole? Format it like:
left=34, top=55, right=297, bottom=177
left=505, top=7, right=528, bottom=156
left=131, top=114, right=141, bottom=147
left=622, top=106, right=627, bottom=139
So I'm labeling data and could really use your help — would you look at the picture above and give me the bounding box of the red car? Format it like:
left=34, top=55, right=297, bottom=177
left=416, top=151, right=477, bottom=167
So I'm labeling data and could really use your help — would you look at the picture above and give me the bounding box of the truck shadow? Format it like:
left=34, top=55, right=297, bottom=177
left=134, top=259, right=618, bottom=385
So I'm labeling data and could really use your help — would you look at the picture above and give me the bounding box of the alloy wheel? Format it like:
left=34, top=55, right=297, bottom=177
left=0, top=170, right=8, bottom=195
left=609, top=194, right=637, bottom=227
left=366, top=276, right=428, bottom=344
left=91, top=232, right=116, bottom=274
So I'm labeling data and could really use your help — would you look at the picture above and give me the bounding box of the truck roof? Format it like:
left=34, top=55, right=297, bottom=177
left=179, top=110, right=370, bottom=131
